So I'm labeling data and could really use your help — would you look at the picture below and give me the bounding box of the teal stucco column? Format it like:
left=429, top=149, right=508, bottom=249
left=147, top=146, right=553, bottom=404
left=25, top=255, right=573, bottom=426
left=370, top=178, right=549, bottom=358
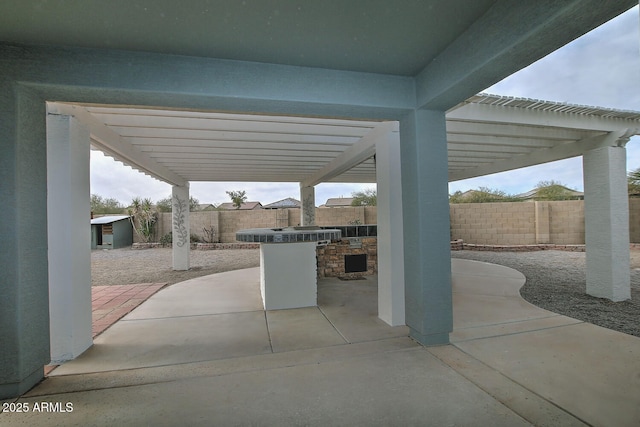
left=0, top=87, right=50, bottom=399
left=399, top=110, right=452, bottom=345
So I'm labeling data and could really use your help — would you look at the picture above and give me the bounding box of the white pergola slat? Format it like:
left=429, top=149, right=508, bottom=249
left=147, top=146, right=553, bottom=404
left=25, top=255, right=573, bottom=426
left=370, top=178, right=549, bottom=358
left=49, top=93, right=640, bottom=187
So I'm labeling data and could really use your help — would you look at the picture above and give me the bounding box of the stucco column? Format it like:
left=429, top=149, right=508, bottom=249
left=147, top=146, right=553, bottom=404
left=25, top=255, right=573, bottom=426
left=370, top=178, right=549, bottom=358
left=375, top=122, right=405, bottom=326
left=172, top=184, right=190, bottom=270
left=399, top=110, right=452, bottom=345
left=47, top=114, right=93, bottom=363
left=0, top=88, right=50, bottom=399
left=583, top=144, right=630, bottom=301
left=300, top=185, right=316, bottom=226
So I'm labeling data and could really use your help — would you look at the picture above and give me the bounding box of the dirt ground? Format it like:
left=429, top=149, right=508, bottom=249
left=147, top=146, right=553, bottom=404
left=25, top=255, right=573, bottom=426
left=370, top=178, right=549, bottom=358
left=91, top=247, right=260, bottom=286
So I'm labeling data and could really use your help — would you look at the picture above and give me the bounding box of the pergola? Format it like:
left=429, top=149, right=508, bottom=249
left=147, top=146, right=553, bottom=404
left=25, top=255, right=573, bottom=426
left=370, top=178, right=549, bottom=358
left=48, top=94, right=640, bottom=185
left=1, top=0, right=638, bottom=399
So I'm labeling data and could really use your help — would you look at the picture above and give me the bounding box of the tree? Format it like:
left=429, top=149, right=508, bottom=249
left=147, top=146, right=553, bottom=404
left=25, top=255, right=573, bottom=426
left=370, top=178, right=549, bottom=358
left=351, top=188, right=377, bottom=206
left=155, top=197, right=173, bottom=213
left=226, top=190, right=247, bottom=209
left=90, top=194, right=124, bottom=214
left=156, top=195, right=200, bottom=212
left=533, top=180, right=580, bottom=201
left=628, top=167, right=640, bottom=195
left=449, top=187, right=519, bottom=203
left=127, top=197, right=157, bottom=243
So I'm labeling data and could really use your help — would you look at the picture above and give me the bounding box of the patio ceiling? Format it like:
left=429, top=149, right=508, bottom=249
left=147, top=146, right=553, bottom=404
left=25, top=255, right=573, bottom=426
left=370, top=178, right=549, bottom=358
left=1, top=0, right=497, bottom=77
left=47, top=94, right=640, bottom=187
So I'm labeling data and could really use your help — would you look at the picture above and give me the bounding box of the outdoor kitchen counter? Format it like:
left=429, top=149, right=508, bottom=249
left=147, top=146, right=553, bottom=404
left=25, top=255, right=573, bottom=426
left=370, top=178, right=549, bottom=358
left=236, top=227, right=342, bottom=310
left=236, top=227, right=341, bottom=243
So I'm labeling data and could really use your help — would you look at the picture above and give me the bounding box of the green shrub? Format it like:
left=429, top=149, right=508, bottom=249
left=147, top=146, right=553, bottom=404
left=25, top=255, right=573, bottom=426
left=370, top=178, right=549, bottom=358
left=160, top=232, right=172, bottom=247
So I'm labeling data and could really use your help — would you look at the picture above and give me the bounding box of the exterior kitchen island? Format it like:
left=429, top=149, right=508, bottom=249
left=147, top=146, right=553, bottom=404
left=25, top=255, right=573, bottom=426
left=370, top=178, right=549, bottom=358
left=236, top=227, right=341, bottom=310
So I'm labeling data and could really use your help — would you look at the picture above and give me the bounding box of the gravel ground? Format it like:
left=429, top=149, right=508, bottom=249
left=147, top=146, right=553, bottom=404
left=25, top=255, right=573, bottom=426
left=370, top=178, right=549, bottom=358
left=452, top=250, right=640, bottom=338
left=92, top=247, right=640, bottom=338
left=91, top=247, right=260, bottom=287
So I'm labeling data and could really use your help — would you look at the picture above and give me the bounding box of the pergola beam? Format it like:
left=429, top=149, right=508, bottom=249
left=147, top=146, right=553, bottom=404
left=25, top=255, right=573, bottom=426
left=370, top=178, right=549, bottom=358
left=47, top=103, right=188, bottom=187
left=447, top=133, right=558, bottom=148
left=300, top=122, right=396, bottom=187
left=446, top=120, right=590, bottom=140
left=447, top=102, right=638, bottom=133
left=449, top=128, right=638, bottom=181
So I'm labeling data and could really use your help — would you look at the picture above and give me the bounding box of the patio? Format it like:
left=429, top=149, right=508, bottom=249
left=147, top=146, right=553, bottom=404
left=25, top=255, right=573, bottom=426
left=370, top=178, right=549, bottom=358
left=3, top=2, right=640, bottom=399
left=3, top=259, right=639, bottom=426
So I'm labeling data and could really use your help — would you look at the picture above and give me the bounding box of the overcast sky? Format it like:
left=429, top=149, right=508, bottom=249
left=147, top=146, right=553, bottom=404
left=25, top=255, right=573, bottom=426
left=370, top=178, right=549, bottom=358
left=90, top=6, right=640, bottom=206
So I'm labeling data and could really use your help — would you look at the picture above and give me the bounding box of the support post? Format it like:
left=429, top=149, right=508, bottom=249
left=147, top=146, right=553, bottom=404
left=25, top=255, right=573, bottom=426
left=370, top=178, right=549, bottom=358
left=172, top=184, right=190, bottom=270
left=583, top=144, right=630, bottom=301
left=0, top=88, right=50, bottom=399
left=300, top=185, right=316, bottom=226
left=47, top=114, right=93, bottom=363
left=399, top=110, right=452, bottom=345
left=376, top=123, right=405, bottom=326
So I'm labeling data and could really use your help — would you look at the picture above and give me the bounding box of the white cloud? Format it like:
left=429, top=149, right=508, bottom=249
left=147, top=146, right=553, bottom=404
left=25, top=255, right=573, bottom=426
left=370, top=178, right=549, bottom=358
left=90, top=151, right=170, bottom=205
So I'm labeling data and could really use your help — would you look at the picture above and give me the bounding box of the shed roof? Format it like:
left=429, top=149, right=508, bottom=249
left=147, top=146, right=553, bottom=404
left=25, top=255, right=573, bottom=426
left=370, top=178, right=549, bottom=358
left=91, top=215, right=130, bottom=225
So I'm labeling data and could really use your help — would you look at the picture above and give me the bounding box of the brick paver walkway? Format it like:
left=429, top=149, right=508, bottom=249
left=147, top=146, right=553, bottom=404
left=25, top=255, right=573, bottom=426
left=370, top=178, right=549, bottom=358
left=44, top=283, right=167, bottom=376
left=91, top=283, right=167, bottom=337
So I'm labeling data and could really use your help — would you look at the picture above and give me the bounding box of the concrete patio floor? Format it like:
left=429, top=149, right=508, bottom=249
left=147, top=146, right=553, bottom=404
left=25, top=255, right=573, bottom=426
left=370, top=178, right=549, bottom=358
left=2, top=259, right=639, bottom=426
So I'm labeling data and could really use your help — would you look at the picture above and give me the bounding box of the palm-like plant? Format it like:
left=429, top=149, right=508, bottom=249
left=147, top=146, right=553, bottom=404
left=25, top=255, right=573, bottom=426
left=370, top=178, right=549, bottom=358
left=128, top=197, right=157, bottom=242
left=628, top=168, right=640, bottom=195
left=226, top=190, right=247, bottom=209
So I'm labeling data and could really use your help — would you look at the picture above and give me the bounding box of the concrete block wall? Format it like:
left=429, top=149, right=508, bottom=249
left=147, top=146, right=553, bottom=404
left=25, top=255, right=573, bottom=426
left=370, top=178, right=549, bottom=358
left=141, top=199, right=639, bottom=245
left=218, top=209, right=282, bottom=242
left=316, top=206, right=366, bottom=226
left=630, top=198, right=640, bottom=242
left=450, top=202, right=536, bottom=245
left=364, top=206, right=377, bottom=224
left=548, top=200, right=585, bottom=244
left=150, top=211, right=220, bottom=242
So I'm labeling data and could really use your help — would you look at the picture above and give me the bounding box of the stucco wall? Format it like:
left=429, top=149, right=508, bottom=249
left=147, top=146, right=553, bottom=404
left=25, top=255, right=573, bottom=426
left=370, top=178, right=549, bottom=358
left=144, top=199, right=640, bottom=245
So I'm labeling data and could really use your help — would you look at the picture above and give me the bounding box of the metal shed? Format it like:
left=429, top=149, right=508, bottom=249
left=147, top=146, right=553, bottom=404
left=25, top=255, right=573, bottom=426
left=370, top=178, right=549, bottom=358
left=91, top=215, right=132, bottom=249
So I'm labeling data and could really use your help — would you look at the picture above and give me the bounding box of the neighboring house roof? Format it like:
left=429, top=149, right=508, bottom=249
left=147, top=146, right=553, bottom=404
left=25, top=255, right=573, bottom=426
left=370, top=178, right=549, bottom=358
left=91, top=215, right=130, bottom=225
left=218, top=201, right=263, bottom=210
left=456, top=190, right=483, bottom=199
left=322, top=197, right=355, bottom=207
left=196, top=203, right=216, bottom=211
left=516, top=186, right=584, bottom=200
left=262, top=198, right=301, bottom=209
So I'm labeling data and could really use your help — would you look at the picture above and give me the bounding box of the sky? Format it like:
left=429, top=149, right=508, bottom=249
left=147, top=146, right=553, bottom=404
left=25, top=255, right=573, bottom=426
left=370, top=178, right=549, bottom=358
left=90, top=6, right=640, bottom=206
